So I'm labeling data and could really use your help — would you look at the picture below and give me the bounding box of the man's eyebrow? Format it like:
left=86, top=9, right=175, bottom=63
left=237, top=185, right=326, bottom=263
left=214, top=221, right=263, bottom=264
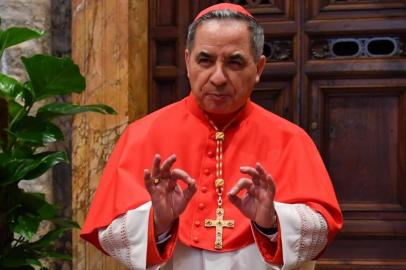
left=228, top=53, right=247, bottom=62
left=195, top=51, right=212, bottom=59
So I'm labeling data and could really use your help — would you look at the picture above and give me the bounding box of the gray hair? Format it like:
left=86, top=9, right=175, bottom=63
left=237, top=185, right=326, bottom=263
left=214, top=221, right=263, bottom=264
left=186, top=9, right=264, bottom=62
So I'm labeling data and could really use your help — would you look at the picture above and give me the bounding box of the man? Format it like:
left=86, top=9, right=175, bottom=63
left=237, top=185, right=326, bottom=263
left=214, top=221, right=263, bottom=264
left=81, top=3, right=343, bottom=270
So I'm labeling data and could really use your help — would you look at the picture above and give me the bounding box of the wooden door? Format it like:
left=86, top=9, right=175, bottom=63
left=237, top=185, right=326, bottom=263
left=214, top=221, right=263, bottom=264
left=149, top=1, right=406, bottom=269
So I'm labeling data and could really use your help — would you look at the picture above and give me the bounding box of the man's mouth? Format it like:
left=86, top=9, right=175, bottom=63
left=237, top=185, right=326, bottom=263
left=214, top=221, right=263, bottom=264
left=206, top=93, right=230, bottom=102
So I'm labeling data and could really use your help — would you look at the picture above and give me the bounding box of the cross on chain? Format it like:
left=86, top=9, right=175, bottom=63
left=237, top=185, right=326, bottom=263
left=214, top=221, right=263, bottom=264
left=205, top=207, right=235, bottom=249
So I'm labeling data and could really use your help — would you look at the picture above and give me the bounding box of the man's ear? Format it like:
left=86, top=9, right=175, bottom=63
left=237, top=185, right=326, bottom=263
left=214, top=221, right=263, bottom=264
left=255, top=55, right=266, bottom=84
left=185, top=49, right=190, bottom=78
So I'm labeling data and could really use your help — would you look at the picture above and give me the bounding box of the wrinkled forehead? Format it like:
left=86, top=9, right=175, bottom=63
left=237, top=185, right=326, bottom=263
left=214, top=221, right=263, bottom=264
left=192, top=20, right=252, bottom=56
left=195, top=18, right=249, bottom=36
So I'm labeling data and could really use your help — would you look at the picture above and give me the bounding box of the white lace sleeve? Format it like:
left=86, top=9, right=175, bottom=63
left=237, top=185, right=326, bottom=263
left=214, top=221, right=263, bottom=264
left=274, top=202, right=328, bottom=270
left=98, top=201, right=152, bottom=270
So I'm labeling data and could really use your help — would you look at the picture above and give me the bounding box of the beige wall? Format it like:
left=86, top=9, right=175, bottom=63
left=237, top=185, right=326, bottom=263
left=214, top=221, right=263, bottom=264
left=71, top=0, right=148, bottom=269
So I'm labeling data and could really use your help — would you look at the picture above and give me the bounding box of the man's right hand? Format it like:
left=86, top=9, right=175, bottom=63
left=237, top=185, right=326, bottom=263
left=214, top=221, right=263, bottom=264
left=144, top=154, right=196, bottom=236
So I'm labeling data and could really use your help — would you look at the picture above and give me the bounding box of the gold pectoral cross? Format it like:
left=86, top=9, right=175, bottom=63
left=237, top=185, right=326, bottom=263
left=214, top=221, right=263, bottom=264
left=205, top=207, right=234, bottom=249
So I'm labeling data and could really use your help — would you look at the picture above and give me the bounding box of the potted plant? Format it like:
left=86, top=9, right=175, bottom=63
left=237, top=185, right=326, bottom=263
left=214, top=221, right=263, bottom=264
left=0, top=18, right=116, bottom=269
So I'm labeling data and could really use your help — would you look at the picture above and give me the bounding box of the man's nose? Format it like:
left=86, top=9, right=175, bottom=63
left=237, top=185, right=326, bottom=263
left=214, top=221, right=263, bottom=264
left=210, top=63, right=227, bottom=86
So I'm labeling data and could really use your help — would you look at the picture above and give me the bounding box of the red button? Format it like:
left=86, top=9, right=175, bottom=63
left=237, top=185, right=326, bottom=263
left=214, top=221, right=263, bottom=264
left=198, top=203, right=205, bottom=210
left=204, top=169, right=210, bottom=175
left=193, top=236, right=199, bottom=243
left=201, top=186, right=208, bottom=193
left=207, top=151, right=214, bottom=157
left=194, top=220, right=201, bottom=227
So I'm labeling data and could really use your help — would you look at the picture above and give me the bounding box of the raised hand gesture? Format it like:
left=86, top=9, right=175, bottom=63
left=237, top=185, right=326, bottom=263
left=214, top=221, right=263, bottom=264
left=144, top=154, right=196, bottom=235
left=227, top=163, right=277, bottom=228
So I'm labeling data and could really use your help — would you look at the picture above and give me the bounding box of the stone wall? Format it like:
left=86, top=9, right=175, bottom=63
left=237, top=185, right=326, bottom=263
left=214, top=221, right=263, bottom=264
left=0, top=0, right=51, bottom=79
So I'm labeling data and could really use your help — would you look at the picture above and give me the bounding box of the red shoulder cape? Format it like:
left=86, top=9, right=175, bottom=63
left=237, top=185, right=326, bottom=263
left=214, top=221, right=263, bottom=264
left=80, top=95, right=343, bottom=254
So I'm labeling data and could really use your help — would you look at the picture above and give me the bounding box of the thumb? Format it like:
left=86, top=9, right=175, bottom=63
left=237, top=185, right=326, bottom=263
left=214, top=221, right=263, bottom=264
left=182, top=178, right=197, bottom=202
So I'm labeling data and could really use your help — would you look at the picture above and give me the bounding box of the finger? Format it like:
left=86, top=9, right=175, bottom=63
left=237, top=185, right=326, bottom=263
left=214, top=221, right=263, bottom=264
left=266, top=173, right=276, bottom=194
left=228, top=191, right=243, bottom=210
left=255, top=162, right=271, bottom=188
left=255, top=162, right=268, bottom=180
left=144, top=169, right=153, bottom=192
left=255, top=163, right=276, bottom=191
left=151, top=154, right=161, bottom=177
left=228, top=178, right=253, bottom=196
left=183, top=181, right=197, bottom=203
left=172, top=168, right=196, bottom=202
left=160, top=154, right=177, bottom=176
left=171, top=168, right=194, bottom=186
left=240, top=166, right=260, bottom=186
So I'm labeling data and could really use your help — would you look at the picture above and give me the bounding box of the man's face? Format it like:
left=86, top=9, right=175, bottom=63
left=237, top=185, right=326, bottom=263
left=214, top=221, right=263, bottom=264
left=185, top=19, right=266, bottom=114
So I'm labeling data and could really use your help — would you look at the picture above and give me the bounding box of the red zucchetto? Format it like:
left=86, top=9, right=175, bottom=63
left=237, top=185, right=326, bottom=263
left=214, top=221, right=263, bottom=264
left=193, top=3, right=255, bottom=22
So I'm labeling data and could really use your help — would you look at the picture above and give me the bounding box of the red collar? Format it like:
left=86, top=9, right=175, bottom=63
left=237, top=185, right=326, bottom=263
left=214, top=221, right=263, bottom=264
left=185, top=93, right=253, bottom=130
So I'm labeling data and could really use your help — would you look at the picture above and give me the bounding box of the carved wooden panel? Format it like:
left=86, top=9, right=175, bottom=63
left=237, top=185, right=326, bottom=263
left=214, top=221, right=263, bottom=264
left=149, top=1, right=406, bottom=268
left=149, top=0, right=190, bottom=111
left=264, top=39, right=294, bottom=62
left=307, top=0, right=406, bottom=20
left=310, top=36, right=406, bottom=59
left=309, top=78, right=406, bottom=269
left=193, top=0, right=293, bottom=20
left=252, top=80, right=293, bottom=120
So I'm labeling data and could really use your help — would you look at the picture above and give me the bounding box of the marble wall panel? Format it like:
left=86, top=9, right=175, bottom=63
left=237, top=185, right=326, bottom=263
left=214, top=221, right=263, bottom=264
left=71, top=0, right=148, bottom=269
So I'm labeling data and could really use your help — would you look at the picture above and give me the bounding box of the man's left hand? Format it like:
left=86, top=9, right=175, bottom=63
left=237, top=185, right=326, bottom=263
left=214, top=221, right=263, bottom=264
left=227, top=162, right=276, bottom=228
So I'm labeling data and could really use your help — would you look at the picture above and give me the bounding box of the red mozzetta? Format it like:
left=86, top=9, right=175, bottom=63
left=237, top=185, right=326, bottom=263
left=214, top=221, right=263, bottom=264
left=81, top=94, right=343, bottom=264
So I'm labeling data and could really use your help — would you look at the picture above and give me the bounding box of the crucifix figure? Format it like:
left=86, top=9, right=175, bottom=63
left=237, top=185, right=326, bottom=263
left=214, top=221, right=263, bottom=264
left=205, top=207, right=235, bottom=249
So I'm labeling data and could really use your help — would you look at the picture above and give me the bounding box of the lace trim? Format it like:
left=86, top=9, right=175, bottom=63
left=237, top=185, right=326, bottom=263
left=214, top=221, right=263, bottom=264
left=294, top=204, right=328, bottom=267
left=98, top=213, right=134, bottom=269
left=120, top=213, right=132, bottom=268
left=99, top=223, right=116, bottom=257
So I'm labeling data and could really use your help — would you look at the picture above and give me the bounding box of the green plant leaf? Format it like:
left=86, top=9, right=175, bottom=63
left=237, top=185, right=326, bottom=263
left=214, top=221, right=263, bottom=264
left=11, top=145, right=34, bottom=159
left=51, top=218, right=80, bottom=229
left=8, top=108, right=28, bottom=134
left=0, top=152, right=68, bottom=185
left=13, top=117, right=64, bottom=145
left=42, top=251, right=71, bottom=261
left=23, top=151, right=69, bottom=180
left=0, top=73, right=32, bottom=104
left=0, top=73, right=23, bottom=99
left=0, top=246, right=41, bottom=268
left=26, top=227, right=68, bottom=249
left=21, top=192, right=57, bottom=220
left=37, top=102, right=116, bottom=119
left=8, top=100, right=24, bottom=119
left=22, top=55, right=85, bottom=101
left=0, top=27, right=44, bottom=58
left=13, top=213, right=40, bottom=240
left=0, top=157, right=36, bottom=185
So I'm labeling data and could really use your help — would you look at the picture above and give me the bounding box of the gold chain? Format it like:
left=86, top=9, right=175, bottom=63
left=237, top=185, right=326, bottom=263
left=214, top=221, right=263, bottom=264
left=204, top=115, right=238, bottom=249
left=205, top=116, right=236, bottom=200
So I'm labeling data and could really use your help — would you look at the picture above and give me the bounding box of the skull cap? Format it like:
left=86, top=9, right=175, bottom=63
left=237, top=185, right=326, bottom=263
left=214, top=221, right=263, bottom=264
left=193, top=3, right=255, bottom=22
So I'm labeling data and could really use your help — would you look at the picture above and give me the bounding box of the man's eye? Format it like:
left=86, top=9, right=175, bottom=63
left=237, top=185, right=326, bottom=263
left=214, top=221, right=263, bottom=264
left=228, top=60, right=243, bottom=68
left=198, top=58, right=212, bottom=65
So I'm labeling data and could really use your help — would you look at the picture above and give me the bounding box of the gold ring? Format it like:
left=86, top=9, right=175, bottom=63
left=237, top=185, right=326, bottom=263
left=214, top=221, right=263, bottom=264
left=153, top=178, right=160, bottom=185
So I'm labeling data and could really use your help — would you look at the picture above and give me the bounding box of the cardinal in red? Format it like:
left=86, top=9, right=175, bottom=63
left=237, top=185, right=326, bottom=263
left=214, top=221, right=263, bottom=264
left=81, top=3, right=343, bottom=270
